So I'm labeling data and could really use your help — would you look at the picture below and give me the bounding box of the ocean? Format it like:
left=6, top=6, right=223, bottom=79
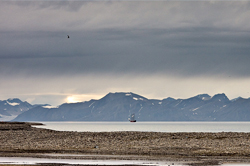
left=34, top=121, right=250, bottom=132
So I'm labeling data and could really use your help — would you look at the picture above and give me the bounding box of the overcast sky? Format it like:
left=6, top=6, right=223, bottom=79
left=1, top=0, right=250, bottom=106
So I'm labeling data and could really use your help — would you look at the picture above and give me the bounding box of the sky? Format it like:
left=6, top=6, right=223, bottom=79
left=1, top=0, right=250, bottom=106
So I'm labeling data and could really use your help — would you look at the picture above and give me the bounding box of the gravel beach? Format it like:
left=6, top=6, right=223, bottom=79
left=1, top=122, right=250, bottom=165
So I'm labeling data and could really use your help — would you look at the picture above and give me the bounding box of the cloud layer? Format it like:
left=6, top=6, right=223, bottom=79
left=1, top=1, right=250, bottom=105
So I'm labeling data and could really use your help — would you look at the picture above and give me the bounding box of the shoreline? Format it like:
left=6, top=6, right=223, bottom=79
left=1, top=122, right=250, bottom=165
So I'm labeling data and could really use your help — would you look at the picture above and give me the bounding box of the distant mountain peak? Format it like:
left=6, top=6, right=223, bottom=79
left=194, top=94, right=211, bottom=100
left=7, top=98, right=22, bottom=103
left=0, top=98, right=33, bottom=121
left=231, top=97, right=249, bottom=103
left=231, top=97, right=243, bottom=102
left=163, top=97, right=176, bottom=102
left=6, top=98, right=23, bottom=106
left=125, top=92, right=148, bottom=101
left=103, top=92, right=148, bottom=101
left=211, top=93, right=229, bottom=102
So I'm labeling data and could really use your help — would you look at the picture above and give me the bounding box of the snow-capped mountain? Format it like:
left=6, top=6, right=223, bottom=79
left=12, top=92, right=250, bottom=122
left=0, top=98, right=33, bottom=121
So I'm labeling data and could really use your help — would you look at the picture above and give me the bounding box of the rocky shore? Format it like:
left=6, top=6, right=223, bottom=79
left=1, top=122, right=250, bottom=165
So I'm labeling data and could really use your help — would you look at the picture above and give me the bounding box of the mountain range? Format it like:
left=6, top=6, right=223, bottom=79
left=0, top=98, right=33, bottom=121
left=1, top=92, right=250, bottom=121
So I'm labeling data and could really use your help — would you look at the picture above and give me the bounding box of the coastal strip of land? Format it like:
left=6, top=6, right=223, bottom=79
left=1, top=122, right=250, bottom=165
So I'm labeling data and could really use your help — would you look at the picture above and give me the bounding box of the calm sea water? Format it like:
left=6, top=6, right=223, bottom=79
left=35, top=121, right=250, bottom=132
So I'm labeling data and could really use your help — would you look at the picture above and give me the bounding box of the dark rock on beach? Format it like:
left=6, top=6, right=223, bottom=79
left=1, top=122, right=250, bottom=165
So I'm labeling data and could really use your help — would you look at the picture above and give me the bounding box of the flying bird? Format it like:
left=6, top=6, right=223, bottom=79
left=67, top=35, right=70, bottom=38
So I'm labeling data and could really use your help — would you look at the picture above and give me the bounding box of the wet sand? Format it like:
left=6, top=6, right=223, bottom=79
left=1, top=122, right=250, bottom=165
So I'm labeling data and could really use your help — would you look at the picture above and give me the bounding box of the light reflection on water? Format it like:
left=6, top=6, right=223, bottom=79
left=0, top=157, right=185, bottom=166
left=35, top=121, right=250, bottom=132
left=1, top=157, right=250, bottom=166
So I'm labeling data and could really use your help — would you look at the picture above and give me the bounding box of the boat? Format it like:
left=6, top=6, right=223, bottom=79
left=129, top=113, right=136, bottom=122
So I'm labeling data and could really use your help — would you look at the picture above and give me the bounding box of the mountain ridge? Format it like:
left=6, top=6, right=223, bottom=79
left=0, top=98, right=33, bottom=121
left=7, top=92, right=250, bottom=122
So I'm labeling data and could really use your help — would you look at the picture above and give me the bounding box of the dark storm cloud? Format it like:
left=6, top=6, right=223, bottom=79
left=1, top=26, right=250, bottom=78
left=1, top=1, right=250, bottom=105
left=1, top=2, right=250, bottom=77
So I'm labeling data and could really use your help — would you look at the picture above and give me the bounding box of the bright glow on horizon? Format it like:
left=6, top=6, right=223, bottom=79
left=66, top=94, right=104, bottom=104
left=66, top=96, right=80, bottom=103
